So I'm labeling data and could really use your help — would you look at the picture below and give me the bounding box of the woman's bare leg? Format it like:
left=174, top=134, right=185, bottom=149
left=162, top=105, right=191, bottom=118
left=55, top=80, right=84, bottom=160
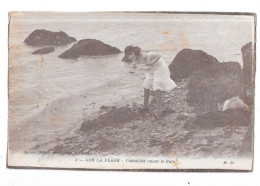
left=143, top=88, right=150, bottom=110
left=154, top=90, right=162, bottom=117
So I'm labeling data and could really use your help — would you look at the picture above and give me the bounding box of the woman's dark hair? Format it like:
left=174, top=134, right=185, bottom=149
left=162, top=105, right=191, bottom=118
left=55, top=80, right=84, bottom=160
left=124, top=46, right=141, bottom=56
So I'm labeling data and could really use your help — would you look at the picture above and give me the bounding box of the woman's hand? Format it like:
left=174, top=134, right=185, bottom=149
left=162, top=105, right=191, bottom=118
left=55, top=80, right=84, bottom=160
left=131, top=62, right=137, bottom=69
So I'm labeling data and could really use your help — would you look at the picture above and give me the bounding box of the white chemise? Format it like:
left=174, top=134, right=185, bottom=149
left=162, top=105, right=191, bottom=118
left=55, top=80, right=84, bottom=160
left=142, top=52, right=177, bottom=92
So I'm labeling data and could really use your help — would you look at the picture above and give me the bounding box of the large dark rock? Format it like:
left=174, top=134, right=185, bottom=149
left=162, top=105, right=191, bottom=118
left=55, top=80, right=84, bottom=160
left=242, top=42, right=254, bottom=88
left=32, top=47, right=54, bottom=54
left=24, top=29, right=76, bottom=46
left=241, top=42, right=255, bottom=108
left=59, top=39, right=121, bottom=59
left=169, top=49, right=219, bottom=81
left=187, top=62, right=245, bottom=111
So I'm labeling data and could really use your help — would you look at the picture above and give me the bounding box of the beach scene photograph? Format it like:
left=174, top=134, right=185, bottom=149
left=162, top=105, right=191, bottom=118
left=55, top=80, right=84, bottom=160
left=7, top=12, right=255, bottom=170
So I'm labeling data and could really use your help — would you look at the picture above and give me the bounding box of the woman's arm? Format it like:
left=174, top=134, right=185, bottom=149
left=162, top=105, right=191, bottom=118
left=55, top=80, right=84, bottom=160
left=145, top=54, right=161, bottom=66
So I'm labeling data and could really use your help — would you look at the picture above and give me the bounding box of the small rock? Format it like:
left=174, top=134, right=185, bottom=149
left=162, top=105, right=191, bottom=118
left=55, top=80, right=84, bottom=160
left=32, top=47, right=55, bottom=54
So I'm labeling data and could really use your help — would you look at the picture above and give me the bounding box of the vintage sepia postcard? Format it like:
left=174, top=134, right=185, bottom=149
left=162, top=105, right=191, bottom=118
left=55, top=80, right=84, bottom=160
left=8, top=12, right=256, bottom=171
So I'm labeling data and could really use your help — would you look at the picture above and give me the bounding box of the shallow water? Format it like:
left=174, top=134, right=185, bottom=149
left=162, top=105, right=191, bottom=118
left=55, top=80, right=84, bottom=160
left=8, top=12, right=254, bottom=151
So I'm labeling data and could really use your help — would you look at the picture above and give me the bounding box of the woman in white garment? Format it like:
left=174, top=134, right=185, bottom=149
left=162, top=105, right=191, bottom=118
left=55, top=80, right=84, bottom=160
left=122, top=46, right=177, bottom=120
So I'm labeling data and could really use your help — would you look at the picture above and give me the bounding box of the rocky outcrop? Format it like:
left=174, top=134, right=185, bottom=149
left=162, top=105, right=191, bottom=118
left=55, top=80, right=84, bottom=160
left=169, top=49, right=219, bottom=81
left=241, top=42, right=255, bottom=109
left=58, top=39, right=121, bottom=59
left=187, top=62, right=244, bottom=111
left=241, top=42, right=254, bottom=88
left=32, top=47, right=54, bottom=54
left=24, top=29, right=76, bottom=46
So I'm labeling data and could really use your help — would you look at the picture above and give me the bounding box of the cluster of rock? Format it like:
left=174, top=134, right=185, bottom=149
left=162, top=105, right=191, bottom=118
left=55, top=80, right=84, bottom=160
left=24, top=29, right=121, bottom=57
left=169, top=43, right=254, bottom=111
left=187, top=61, right=244, bottom=111
left=167, top=43, right=254, bottom=133
left=24, top=29, right=76, bottom=55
